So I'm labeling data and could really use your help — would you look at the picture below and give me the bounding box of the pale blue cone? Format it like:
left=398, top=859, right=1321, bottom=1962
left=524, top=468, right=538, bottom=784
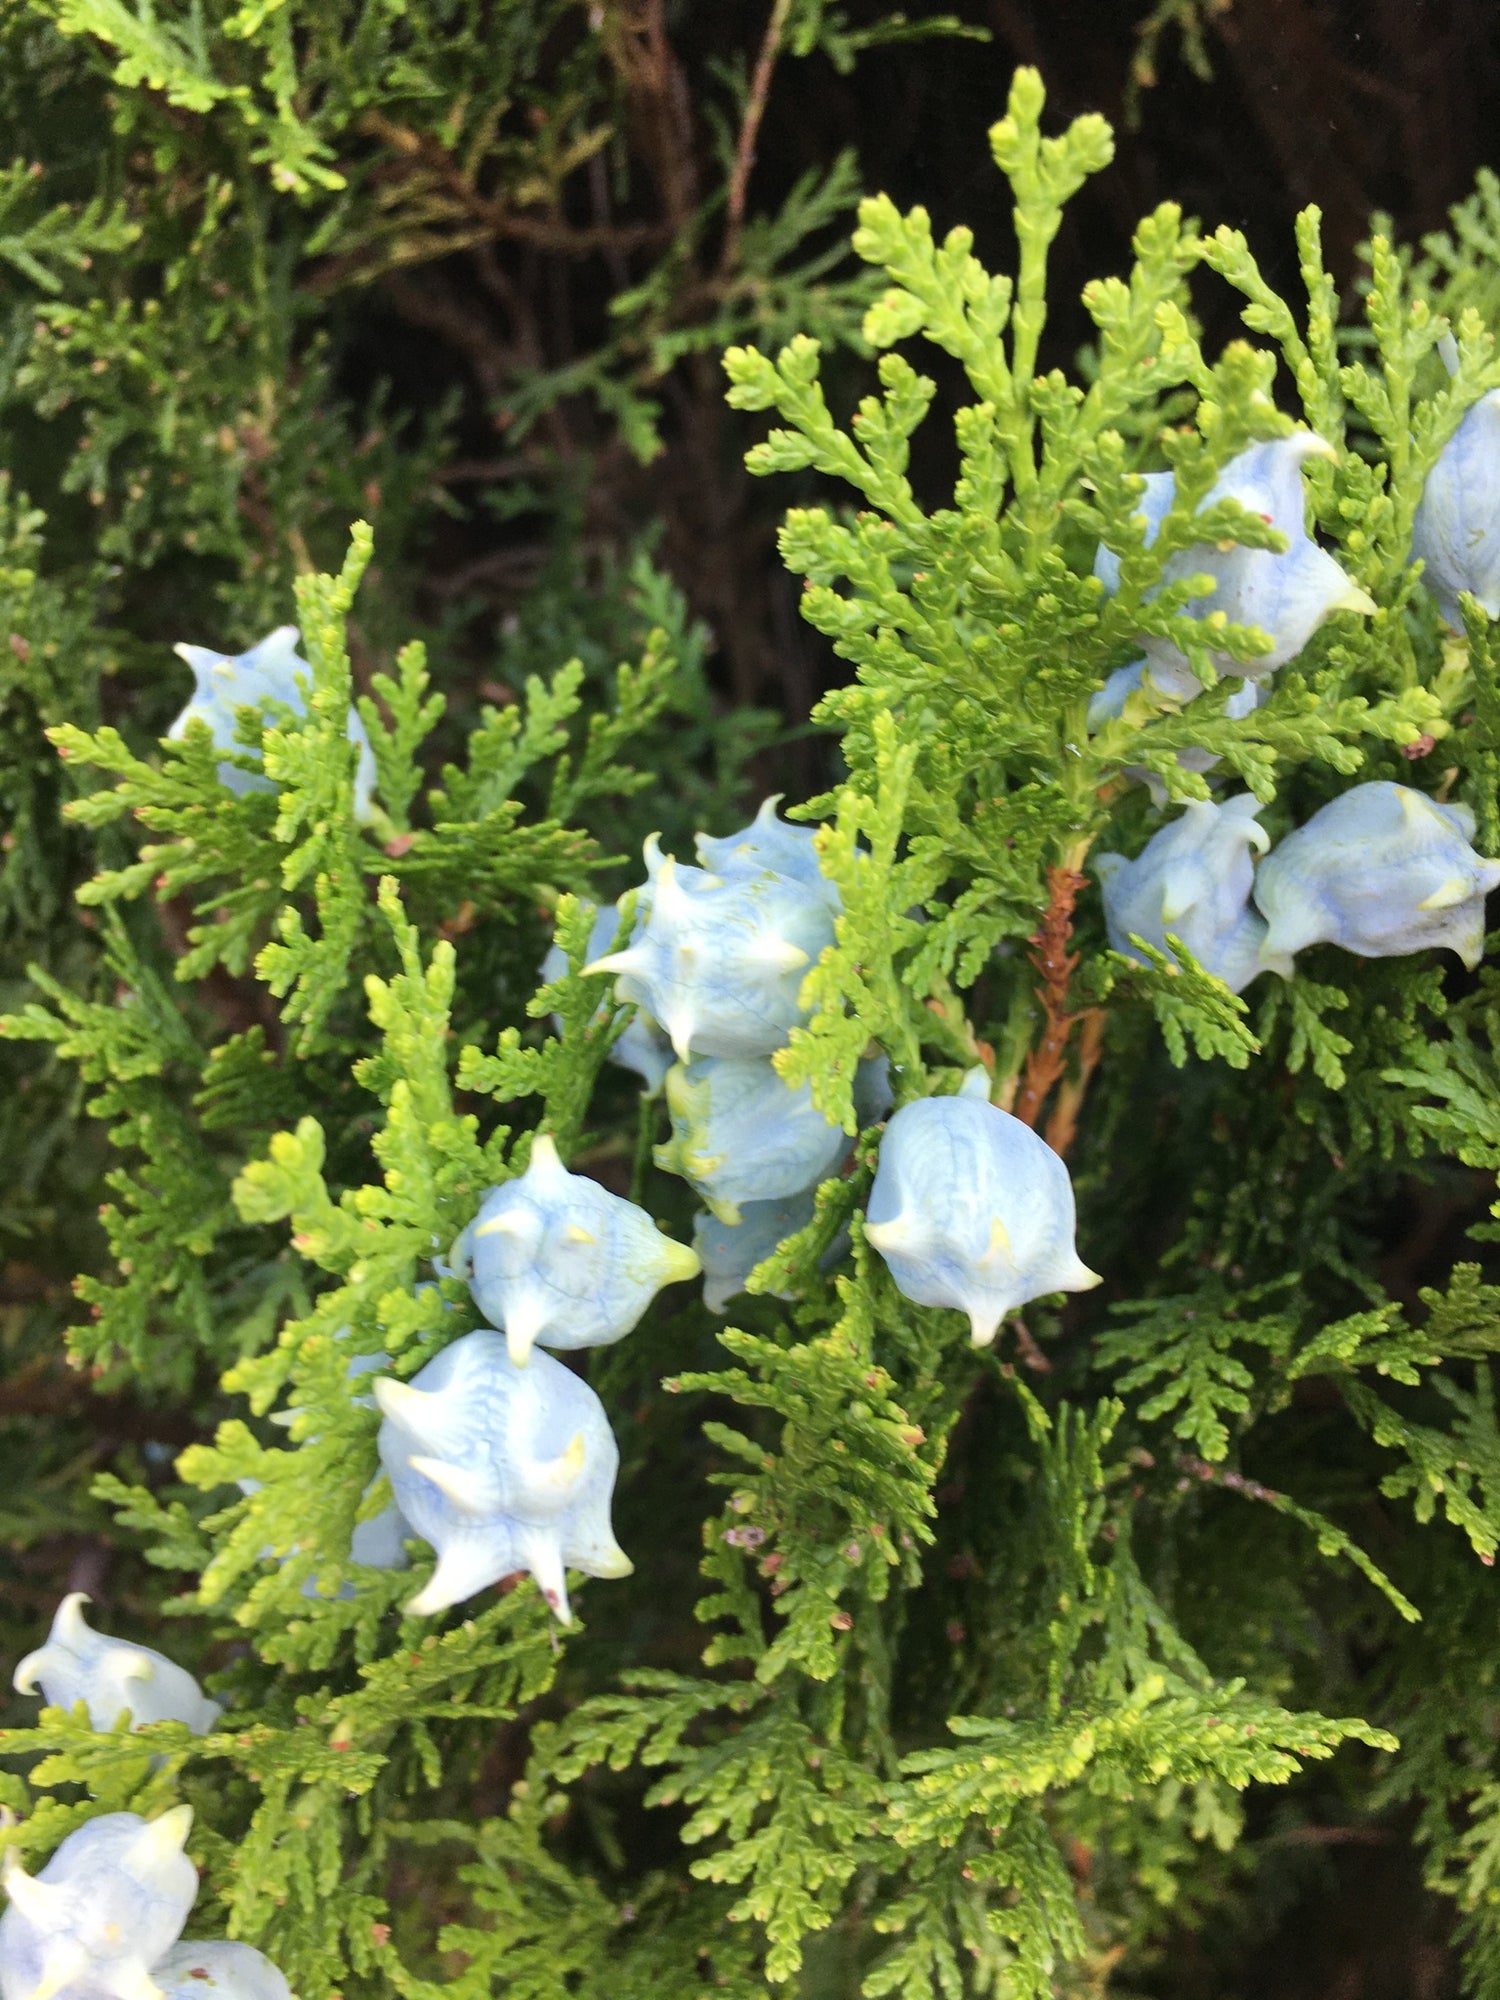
left=864, top=1069, right=1099, bottom=1346
left=1254, top=780, right=1500, bottom=971
left=452, top=1134, right=698, bottom=1365
left=1096, top=793, right=1288, bottom=992
left=167, top=624, right=376, bottom=820
left=1411, top=389, right=1500, bottom=628
left=374, top=1330, right=631, bottom=1623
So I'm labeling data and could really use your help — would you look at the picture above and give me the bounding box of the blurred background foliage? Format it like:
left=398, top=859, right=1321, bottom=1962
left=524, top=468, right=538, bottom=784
left=3, top=3, right=1500, bottom=1995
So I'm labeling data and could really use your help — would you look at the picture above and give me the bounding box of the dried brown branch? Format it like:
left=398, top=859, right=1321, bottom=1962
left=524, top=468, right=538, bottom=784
left=601, top=0, right=699, bottom=234
left=359, top=112, right=668, bottom=256
left=720, top=0, right=795, bottom=277
left=1174, top=1453, right=1282, bottom=1505
left=1010, top=1319, right=1054, bottom=1374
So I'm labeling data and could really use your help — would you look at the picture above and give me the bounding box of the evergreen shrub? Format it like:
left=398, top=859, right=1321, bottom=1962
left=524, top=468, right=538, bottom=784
left=4, top=18, right=1500, bottom=1995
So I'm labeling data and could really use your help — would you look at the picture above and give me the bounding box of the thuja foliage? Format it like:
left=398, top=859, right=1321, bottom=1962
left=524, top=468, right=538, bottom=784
left=0, top=0, right=967, bottom=1663
left=8, top=49, right=1500, bottom=2000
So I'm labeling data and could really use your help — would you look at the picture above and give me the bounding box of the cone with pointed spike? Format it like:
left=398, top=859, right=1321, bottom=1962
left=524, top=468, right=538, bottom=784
left=541, top=899, right=673, bottom=1095
left=153, top=1944, right=290, bottom=2000
left=694, top=797, right=842, bottom=910
left=516, top=1429, right=588, bottom=1506
left=458, top=1133, right=698, bottom=1363
left=1095, top=794, right=1287, bottom=993
left=864, top=1069, right=1100, bottom=1345
left=1411, top=386, right=1500, bottom=627
left=1093, top=436, right=1375, bottom=691
left=125, top=1808, right=193, bottom=1871
left=13, top=1595, right=221, bottom=1736
left=655, top=1057, right=850, bottom=1225
left=0, top=1811, right=197, bottom=2000
left=0, top=1862, right=67, bottom=1933
left=1253, top=780, right=1500, bottom=971
left=375, top=1330, right=627, bottom=1622
left=167, top=624, right=376, bottom=820
left=371, top=1378, right=452, bottom=1452
left=584, top=836, right=836, bottom=1060
left=406, top=1457, right=503, bottom=1517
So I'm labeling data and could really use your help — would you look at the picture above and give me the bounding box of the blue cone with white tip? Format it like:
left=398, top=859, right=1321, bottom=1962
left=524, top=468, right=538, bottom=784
left=1095, top=438, right=1375, bottom=691
left=374, top=1330, right=630, bottom=1622
left=12, top=1594, right=220, bottom=1736
left=167, top=624, right=376, bottom=820
left=695, top=797, right=840, bottom=910
left=454, top=1134, right=699, bottom=1366
left=0, top=1808, right=196, bottom=2000
left=1096, top=794, right=1288, bottom=992
left=1411, top=390, right=1500, bottom=627
left=1253, top=780, right=1500, bottom=971
left=585, top=836, right=835, bottom=1061
left=655, top=1057, right=850, bottom=1225
left=864, top=1070, right=1100, bottom=1346
left=541, top=901, right=672, bottom=1096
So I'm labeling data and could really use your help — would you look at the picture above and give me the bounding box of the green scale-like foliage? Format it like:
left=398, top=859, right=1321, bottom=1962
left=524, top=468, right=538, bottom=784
left=7, top=50, right=1500, bottom=2000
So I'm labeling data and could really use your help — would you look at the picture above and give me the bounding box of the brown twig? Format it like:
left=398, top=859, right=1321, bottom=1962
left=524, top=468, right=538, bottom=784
left=379, top=269, right=514, bottom=410
left=302, top=108, right=669, bottom=297
left=1044, top=1005, right=1107, bottom=1159
left=601, top=0, right=698, bottom=235
left=359, top=112, right=667, bottom=257
left=1009, top=1320, right=1054, bottom=1374
left=588, top=148, right=633, bottom=292
left=433, top=454, right=534, bottom=486
left=1012, top=864, right=1088, bottom=1135
left=720, top=0, right=794, bottom=277
left=1175, top=1454, right=1282, bottom=1506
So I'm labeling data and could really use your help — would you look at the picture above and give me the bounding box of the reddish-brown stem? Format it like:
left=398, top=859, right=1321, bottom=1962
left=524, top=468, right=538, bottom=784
left=1044, top=1005, right=1107, bottom=1159
left=1011, top=864, right=1088, bottom=1137
left=602, top=0, right=698, bottom=235
left=720, top=0, right=794, bottom=277
left=1175, top=1454, right=1283, bottom=1505
left=1010, top=1320, right=1054, bottom=1374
